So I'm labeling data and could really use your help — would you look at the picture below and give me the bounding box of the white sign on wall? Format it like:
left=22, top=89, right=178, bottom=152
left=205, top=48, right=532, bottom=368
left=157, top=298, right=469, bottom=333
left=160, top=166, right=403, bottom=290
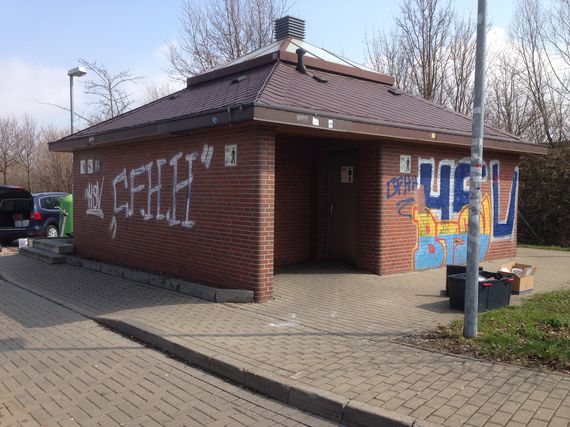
left=341, top=166, right=354, bottom=183
left=225, top=144, right=237, bottom=166
left=400, top=155, right=411, bottom=173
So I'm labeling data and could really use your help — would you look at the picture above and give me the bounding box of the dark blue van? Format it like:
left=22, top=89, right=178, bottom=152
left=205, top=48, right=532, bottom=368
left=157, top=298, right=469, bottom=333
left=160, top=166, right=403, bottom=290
left=32, top=192, right=70, bottom=238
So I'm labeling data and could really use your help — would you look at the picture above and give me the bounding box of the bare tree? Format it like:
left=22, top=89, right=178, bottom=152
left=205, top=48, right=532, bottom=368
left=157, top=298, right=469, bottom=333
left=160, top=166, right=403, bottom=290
left=79, top=59, right=144, bottom=122
left=543, top=1, right=570, bottom=98
left=33, top=126, right=72, bottom=192
left=486, top=53, right=536, bottom=139
left=509, top=0, right=570, bottom=146
left=17, top=114, right=40, bottom=191
left=397, top=0, right=454, bottom=102
left=143, top=81, right=175, bottom=103
left=445, top=17, right=476, bottom=114
left=365, top=0, right=462, bottom=105
left=0, top=116, right=19, bottom=185
left=167, top=0, right=287, bottom=80
left=365, top=29, right=413, bottom=92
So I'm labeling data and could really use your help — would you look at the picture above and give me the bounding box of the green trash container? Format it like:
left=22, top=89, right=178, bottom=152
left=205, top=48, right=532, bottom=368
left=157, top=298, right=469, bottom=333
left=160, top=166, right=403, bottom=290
left=59, top=194, right=74, bottom=237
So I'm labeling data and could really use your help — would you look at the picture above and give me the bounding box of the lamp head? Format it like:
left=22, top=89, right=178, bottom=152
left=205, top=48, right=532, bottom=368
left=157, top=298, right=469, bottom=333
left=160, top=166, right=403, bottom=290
left=67, top=67, right=87, bottom=77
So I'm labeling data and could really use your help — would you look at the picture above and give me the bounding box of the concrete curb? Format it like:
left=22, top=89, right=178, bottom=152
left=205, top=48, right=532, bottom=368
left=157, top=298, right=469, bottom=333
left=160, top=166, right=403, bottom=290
left=65, top=255, right=254, bottom=304
left=2, top=257, right=441, bottom=427
left=97, top=316, right=440, bottom=427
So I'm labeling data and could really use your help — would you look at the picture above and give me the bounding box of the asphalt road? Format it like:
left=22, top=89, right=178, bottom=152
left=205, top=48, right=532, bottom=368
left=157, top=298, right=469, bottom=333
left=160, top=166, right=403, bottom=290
left=0, top=278, right=335, bottom=426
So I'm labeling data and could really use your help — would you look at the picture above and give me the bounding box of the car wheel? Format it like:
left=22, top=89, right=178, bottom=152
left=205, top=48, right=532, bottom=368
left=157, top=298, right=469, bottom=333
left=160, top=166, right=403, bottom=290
left=46, top=225, right=59, bottom=238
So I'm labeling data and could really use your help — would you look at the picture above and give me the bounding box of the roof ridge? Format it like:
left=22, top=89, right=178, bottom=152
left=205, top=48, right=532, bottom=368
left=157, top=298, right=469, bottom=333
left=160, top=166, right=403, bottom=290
left=254, top=60, right=280, bottom=104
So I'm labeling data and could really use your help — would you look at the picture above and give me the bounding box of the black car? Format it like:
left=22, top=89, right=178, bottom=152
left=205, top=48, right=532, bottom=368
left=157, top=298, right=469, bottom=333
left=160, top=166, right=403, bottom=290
left=0, top=187, right=69, bottom=245
left=0, top=186, right=35, bottom=245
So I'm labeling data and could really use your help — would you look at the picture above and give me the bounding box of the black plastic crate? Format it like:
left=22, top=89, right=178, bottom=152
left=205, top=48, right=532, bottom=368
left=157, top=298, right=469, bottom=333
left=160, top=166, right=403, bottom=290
left=448, top=271, right=512, bottom=312
left=445, top=264, right=483, bottom=296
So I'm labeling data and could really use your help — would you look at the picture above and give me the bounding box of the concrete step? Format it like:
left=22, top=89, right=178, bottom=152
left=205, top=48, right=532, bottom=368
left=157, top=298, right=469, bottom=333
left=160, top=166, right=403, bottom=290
left=19, top=246, right=67, bottom=264
left=30, top=238, right=74, bottom=254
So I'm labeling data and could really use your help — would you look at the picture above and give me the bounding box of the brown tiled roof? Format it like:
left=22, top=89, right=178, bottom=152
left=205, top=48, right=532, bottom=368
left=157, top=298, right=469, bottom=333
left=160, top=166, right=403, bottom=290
left=52, top=38, right=542, bottom=153
left=69, top=63, right=276, bottom=138
left=257, top=62, right=516, bottom=142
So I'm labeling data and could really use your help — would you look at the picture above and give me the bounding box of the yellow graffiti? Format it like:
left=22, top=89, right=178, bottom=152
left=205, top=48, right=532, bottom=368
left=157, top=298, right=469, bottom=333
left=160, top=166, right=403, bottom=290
left=413, top=193, right=492, bottom=237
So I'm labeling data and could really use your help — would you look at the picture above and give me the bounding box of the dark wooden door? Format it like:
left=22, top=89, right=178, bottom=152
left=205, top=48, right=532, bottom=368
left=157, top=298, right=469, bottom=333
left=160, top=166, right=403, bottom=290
left=327, top=150, right=357, bottom=264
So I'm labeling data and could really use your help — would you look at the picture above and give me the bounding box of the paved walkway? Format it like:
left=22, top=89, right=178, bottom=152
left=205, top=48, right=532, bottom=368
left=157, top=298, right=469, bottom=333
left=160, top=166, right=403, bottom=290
left=0, top=278, right=333, bottom=426
left=1, top=248, right=569, bottom=426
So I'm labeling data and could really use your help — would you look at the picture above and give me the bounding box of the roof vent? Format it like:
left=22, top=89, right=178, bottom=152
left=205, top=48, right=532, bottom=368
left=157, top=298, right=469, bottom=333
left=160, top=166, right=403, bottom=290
left=274, top=16, right=305, bottom=41
left=296, top=48, right=307, bottom=74
left=230, top=75, right=246, bottom=85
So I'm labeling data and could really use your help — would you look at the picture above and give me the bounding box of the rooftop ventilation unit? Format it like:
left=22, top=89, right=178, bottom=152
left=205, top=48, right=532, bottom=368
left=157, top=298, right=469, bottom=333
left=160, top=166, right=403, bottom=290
left=274, top=16, right=305, bottom=41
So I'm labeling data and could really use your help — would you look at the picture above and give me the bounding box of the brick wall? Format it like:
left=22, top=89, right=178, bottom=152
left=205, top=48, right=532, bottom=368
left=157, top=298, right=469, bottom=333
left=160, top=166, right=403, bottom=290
left=73, top=128, right=520, bottom=301
left=357, top=142, right=382, bottom=274
left=274, top=137, right=314, bottom=266
left=379, top=142, right=519, bottom=274
left=74, top=126, right=275, bottom=302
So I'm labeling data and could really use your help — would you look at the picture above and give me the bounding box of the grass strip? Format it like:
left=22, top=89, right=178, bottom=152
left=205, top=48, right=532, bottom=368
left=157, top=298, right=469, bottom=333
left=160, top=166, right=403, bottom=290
left=407, top=289, right=570, bottom=373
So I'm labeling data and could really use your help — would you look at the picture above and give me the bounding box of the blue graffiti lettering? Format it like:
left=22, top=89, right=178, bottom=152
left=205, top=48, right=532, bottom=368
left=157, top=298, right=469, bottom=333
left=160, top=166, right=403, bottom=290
left=492, top=162, right=518, bottom=239
left=386, top=175, right=417, bottom=199
left=396, top=197, right=415, bottom=218
left=419, top=161, right=452, bottom=220
left=453, top=161, right=487, bottom=214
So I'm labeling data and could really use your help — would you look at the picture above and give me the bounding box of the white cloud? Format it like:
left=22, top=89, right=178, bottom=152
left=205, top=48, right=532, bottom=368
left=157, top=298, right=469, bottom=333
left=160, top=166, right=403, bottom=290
left=0, top=53, right=185, bottom=132
left=487, top=26, right=510, bottom=59
left=0, top=57, right=90, bottom=131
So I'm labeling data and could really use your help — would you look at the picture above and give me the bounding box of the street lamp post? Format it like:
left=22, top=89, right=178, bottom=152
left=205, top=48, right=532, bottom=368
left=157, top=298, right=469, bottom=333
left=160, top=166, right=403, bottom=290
left=67, top=67, right=86, bottom=134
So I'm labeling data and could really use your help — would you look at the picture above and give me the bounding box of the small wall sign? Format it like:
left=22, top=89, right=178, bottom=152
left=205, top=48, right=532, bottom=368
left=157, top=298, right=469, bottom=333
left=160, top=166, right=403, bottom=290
left=80, top=160, right=86, bottom=174
left=225, top=144, right=237, bottom=166
left=400, top=155, right=411, bottom=173
left=87, top=159, right=94, bottom=174
left=341, top=166, right=354, bottom=183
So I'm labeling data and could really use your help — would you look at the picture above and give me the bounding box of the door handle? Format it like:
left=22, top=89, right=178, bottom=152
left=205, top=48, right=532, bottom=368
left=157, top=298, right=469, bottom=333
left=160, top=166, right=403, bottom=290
left=329, top=202, right=334, bottom=216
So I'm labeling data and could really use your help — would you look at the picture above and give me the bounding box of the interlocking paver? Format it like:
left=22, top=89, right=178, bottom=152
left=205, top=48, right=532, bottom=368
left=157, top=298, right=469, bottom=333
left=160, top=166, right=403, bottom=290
left=0, top=278, right=334, bottom=426
left=1, top=247, right=569, bottom=426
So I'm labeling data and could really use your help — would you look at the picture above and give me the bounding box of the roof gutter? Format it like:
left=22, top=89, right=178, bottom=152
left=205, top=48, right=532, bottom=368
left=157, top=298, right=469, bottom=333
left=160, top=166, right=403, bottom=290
left=252, top=104, right=548, bottom=155
left=49, top=105, right=254, bottom=152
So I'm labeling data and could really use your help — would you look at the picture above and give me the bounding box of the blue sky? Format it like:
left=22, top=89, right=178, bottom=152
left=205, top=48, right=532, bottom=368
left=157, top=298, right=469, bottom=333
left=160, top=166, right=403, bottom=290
left=0, top=0, right=517, bottom=131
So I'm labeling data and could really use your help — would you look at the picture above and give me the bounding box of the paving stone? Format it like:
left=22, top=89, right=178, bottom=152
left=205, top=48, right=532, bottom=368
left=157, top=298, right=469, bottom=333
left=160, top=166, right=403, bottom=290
left=1, top=248, right=569, bottom=427
left=0, top=278, right=334, bottom=426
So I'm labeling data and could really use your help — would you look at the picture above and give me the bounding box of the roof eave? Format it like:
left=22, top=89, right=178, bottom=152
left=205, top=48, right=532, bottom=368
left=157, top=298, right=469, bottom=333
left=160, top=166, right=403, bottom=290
left=252, top=105, right=547, bottom=154
left=49, top=105, right=255, bottom=152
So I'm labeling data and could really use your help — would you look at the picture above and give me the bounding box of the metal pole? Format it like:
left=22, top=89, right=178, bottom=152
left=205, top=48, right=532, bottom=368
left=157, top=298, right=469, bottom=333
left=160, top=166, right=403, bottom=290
left=69, top=75, right=74, bottom=134
left=464, top=0, right=487, bottom=338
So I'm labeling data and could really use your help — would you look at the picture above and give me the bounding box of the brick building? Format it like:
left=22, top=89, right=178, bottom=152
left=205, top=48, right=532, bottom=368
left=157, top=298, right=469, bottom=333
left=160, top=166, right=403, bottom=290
left=51, top=18, right=546, bottom=302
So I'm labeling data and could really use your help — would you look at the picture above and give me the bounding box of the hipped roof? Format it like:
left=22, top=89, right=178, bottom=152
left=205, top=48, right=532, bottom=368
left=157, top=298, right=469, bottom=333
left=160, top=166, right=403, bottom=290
left=50, top=37, right=546, bottom=154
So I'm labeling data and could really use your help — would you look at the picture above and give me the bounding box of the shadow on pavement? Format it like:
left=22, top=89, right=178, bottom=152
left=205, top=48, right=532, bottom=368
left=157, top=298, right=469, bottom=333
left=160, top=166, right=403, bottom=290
left=0, top=253, right=210, bottom=328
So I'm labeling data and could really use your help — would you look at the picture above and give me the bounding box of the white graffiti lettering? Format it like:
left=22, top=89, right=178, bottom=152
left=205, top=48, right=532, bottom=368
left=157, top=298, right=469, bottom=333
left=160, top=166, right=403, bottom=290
left=84, top=179, right=104, bottom=218
left=108, top=148, right=212, bottom=239
left=201, top=144, right=213, bottom=168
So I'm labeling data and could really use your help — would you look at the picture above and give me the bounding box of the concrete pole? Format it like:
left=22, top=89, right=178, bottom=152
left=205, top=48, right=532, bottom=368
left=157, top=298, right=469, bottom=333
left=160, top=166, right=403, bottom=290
left=464, top=0, right=487, bottom=338
left=69, top=75, right=74, bottom=134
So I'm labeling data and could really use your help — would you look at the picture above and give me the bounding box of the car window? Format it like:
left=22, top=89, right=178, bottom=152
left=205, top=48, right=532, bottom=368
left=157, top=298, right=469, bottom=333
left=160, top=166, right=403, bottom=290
left=39, top=197, right=55, bottom=210
left=52, top=196, right=64, bottom=208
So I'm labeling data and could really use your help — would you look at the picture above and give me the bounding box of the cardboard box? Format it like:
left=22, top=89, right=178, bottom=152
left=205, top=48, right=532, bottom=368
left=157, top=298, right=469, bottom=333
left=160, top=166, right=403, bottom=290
left=499, top=262, right=536, bottom=294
